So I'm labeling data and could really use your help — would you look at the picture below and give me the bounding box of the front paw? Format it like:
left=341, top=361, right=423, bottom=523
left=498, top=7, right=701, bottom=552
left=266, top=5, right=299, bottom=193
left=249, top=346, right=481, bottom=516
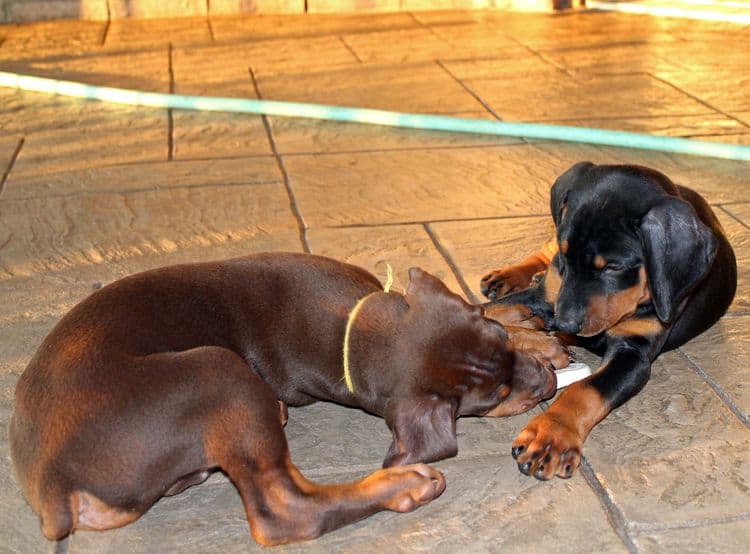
left=480, top=267, right=533, bottom=300
left=511, top=413, right=583, bottom=480
left=366, top=464, right=447, bottom=512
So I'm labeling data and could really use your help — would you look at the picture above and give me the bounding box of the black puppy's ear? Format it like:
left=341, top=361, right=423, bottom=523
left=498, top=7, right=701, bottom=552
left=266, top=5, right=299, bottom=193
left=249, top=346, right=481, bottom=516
left=405, top=267, right=452, bottom=307
left=383, top=397, right=458, bottom=467
left=551, top=161, right=593, bottom=226
left=640, top=197, right=718, bottom=323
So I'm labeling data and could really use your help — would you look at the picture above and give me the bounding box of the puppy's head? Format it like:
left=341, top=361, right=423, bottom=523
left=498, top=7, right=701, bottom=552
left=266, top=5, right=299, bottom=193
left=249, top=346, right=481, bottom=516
left=550, top=163, right=718, bottom=336
left=382, top=267, right=558, bottom=466
left=398, top=268, right=557, bottom=415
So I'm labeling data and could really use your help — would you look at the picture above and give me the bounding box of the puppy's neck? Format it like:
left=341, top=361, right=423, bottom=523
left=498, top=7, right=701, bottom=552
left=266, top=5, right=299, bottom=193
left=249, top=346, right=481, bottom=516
left=337, top=291, right=408, bottom=415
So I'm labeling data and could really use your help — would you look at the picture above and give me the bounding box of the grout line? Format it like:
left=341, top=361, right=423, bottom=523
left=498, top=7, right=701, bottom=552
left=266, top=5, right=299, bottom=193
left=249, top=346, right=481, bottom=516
left=579, top=457, right=640, bottom=554
left=435, top=60, right=503, bottom=121
left=206, top=0, right=216, bottom=41
left=629, top=511, right=750, bottom=533
left=249, top=67, right=310, bottom=253
left=167, top=43, right=176, bottom=161
left=338, top=36, right=362, bottom=63
left=718, top=204, right=750, bottom=230
left=100, top=2, right=111, bottom=46
left=423, top=223, right=478, bottom=304
left=167, top=43, right=175, bottom=161
left=8, top=179, right=284, bottom=201
left=0, top=137, right=25, bottom=198
left=507, top=36, right=574, bottom=77
left=648, top=72, right=750, bottom=129
left=676, top=348, right=750, bottom=428
left=326, top=213, right=548, bottom=229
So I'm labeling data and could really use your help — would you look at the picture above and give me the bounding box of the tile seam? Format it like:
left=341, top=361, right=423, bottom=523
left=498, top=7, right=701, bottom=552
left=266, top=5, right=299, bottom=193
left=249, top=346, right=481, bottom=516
left=676, top=347, right=750, bottom=428
left=167, top=43, right=175, bottom=161
left=648, top=72, right=750, bottom=129
left=0, top=137, right=25, bottom=198
left=249, top=67, right=310, bottom=253
left=629, top=511, right=750, bottom=533
left=717, top=205, right=750, bottom=230
left=579, top=457, right=641, bottom=554
left=423, top=222, right=478, bottom=304
left=4, top=179, right=285, bottom=201
left=435, top=59, right=504, bottom=121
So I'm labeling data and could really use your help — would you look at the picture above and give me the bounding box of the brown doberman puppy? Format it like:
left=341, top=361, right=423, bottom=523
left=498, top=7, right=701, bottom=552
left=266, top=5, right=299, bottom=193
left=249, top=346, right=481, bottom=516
left=480, top=163, right=737, bottom=481
left=11, top=252, right=566, bottom=546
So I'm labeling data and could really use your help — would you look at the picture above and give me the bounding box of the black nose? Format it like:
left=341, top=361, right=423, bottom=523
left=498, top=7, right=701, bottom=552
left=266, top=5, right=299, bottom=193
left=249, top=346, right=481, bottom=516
left=554, top=316, right=582, bottom=335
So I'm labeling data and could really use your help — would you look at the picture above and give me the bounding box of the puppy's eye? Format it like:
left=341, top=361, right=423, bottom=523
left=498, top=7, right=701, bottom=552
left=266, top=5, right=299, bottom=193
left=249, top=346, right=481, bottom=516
left=603, top=264, right=625, bottom=272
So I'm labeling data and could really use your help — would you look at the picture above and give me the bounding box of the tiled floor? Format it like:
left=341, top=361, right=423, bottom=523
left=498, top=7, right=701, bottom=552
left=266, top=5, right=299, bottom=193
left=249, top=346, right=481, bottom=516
left=1, top=7, right=749, bottom=554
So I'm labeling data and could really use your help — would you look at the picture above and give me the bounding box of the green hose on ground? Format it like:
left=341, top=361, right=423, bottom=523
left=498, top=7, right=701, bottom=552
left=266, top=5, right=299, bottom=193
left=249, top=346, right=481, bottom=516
left=1, top=70, right=749, bottom=162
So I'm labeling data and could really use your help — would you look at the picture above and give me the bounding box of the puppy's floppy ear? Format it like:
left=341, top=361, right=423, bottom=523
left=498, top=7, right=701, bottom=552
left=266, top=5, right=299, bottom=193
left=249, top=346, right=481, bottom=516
left=383, top=397, right=458, bottom=467
left=551, top=161, right=593, bottom=227
left=639, top=197, right=718, bottom=323
left=405, top=267, right=453, bottom=307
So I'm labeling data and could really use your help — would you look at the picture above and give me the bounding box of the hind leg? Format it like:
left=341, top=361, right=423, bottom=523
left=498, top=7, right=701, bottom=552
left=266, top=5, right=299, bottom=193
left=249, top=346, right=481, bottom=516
left=198, top=349, right=446, bottom=546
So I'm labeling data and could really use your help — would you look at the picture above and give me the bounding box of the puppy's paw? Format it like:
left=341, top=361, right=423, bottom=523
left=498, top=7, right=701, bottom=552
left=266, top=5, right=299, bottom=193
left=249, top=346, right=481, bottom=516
left=480, top=266, right=534, bottom=300
left=366, top=464, right=446, bottom=512
left=505, top=327, right=571, bottom=370
left=511, top=413, right=583, bottom=480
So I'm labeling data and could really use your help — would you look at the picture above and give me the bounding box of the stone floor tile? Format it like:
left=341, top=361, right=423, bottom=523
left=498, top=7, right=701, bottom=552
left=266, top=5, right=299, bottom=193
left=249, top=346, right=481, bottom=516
left=0, top=183, right=299, bottom=282
left=679, top=315, right=750, bottom=420
left=104, top=16, right=212, bottom=49
left=466, top=72, right=714, bottom=122
left=500, top=12, right=676, bottom=50
left=633, top=517, right=750, bottom=554
left=174, top=36, right=358, bottom=86
left=714, top=208, right=750, bottom=314
left=172, top=112, right=273, bottom=160
left=307, top=223, right=464, bottom=298
left=0, top=136, right=21, bottom=173
left=14, top=47, right=171, bottom=91
left=428, top=23, right=535, bottom=58
left=4, top=156, right=282, bottom=198
left=439, top=55, right=563, bottom=80
left=650, top=41, right=750, bottom=74
left=62, top=455, right=626, bottom=554
left=540, top=42, right=683, bottom=75
left=0, top=20, right=105, bottom=60
left=429, top=216, right=552, bottom=302
left=10, top=108, right=168, bottom=176
left=268, top=111, right=519, bottom=155
left=655, top=70, right=750, bottom=116
left=341, top=28, right=455, bottom=63
left=283, top=145, right=566, bottom=228
left=209, top=11, right=419, bottom=42
left=542, top=113, right=748, bottom=139
left=0, top=441, right=49, bottom=554
left=582, top=350, right=750, bottom=525
left=520, top=141, right=750, bottom=205
left=255, top=61, right=485, bottom=114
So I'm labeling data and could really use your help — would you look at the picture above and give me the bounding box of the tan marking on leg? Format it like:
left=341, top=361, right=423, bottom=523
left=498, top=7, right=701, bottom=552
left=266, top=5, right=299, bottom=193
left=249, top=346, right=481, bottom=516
left=544, top=265, right=562, bottom=304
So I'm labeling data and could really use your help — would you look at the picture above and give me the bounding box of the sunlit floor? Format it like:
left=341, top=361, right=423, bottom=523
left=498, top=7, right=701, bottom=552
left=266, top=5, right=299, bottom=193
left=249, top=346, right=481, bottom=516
left=0, top=8, right=749, bottom=553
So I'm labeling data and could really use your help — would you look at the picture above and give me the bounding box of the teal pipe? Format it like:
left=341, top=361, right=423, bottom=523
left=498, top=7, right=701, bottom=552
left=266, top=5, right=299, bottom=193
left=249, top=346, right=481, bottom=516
left=1, top=70, right=749, bottom=161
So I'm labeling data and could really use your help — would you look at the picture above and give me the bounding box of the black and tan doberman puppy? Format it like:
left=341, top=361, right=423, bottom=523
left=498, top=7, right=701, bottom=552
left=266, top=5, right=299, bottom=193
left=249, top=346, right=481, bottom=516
left=480, top=162, right=737, bottom=481
left=11, top=252, right=564, bottom=546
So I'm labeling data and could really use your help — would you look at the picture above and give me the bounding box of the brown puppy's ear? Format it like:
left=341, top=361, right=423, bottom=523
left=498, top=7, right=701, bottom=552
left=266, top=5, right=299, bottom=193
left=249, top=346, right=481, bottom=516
left=404, top=267, right=453, bottom=307
left=639, top=197, right=718, bottom=323
left=551, top=161, right=593, bottom=227
left=383, top=397, right=458, bottom=467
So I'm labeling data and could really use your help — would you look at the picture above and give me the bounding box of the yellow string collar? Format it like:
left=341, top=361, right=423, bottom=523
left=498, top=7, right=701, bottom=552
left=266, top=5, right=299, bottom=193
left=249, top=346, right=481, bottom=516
left=342, top=264, right=394, bottom=395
